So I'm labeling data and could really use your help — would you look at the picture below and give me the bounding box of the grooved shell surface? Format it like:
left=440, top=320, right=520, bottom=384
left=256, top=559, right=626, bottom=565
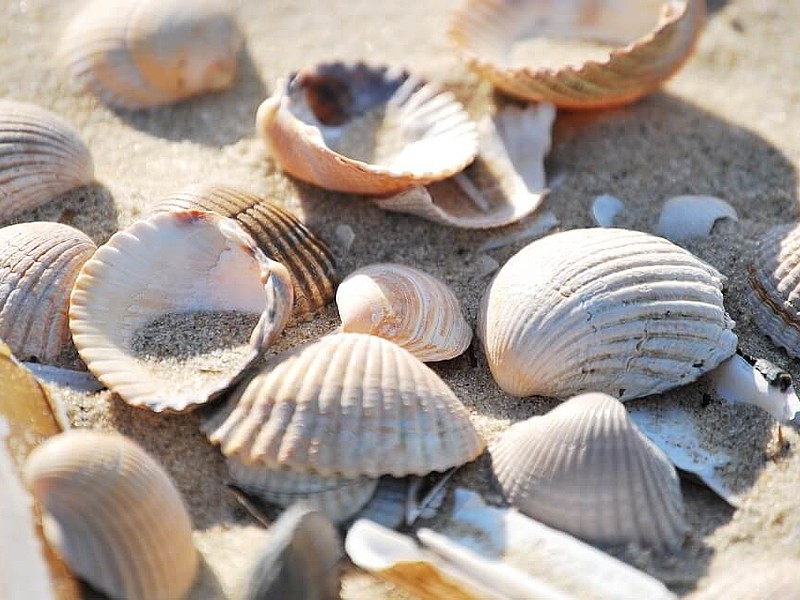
left=479, top=228, right=737, bottom=400
left=491, top=393, right=688, bottom=552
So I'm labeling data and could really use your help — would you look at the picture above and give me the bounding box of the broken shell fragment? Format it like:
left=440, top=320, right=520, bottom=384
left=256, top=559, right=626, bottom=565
left=256, top=62, right=478, bottom=194
left=591, top=194, right=625, bottom=228
left=479, top=228, right=737, bottom=400
left=655, top=195, right=737, bottom=242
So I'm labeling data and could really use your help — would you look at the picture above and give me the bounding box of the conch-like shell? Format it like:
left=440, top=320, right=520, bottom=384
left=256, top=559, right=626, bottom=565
left=150, top=183, right=337, bottom=319
left=0, top=100, right=93, bottom=221
left=479, top=228, right=737, bottom=400
left=0, top=222, right=96, bottom=364
left=449, top=0, right=706, bottom=108
left=336, top=263, right=472, bottom=361
left=58, top=0, right=243, bottom=109
left=69, top=210, right=294, bottom=413
left=256, top=62, right=478, bottom=194
left=24, top=430, right=198, bottom=600
left=491, top=393, right=688, bottom=552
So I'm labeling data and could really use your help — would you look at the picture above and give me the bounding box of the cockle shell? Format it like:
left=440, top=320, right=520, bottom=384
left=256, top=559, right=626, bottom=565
left=58, top=0, right=243, bottom=109
left=256, top=62, right=478, bottom=194
left=479, top=228, right=737, bottom=400
left=0, top=100, right=93, bottom=222
left=449, top=0, right=706, bottom=108
left=69, top=210, right=294, bottom=413
left=0, top=222, right=96, bottom=364
left=150, top=183, right=337, bottom=319
left=24, top=430, right=198, bottom=600
left=336, top=263, right=472, bottom=362
left=490, top=393, right=688, bottom=552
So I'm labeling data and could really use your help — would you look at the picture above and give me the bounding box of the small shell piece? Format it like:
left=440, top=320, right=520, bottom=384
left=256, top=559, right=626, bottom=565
left=0, top=100, right=94, bottom=222
left=491, top=393, right=688, bottom=552
left=58, top=0, right=243, bottom=109
left=256, top=62, right=478, bottom=194
left=336, top=263, right=472, bottom=362
left=591, top=194, right=625, bottom=228
left=450, top=0, right=706, bottom=109
left=24, top=430, right=198, bottom=600
left=655, top=195, right=737, bottom=242
left=479, top=228, right=737, bottom=400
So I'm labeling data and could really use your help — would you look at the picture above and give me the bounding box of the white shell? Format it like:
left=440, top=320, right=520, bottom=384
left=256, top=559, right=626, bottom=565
left=655, top=195, right=737, bottom=242
left=591, top=194, right=625, bottom=228
left=479, top=228, right=737, bottom=400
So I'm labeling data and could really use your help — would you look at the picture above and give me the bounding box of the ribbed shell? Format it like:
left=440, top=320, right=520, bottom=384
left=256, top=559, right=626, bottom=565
left=58, top=0, right=243, bottom=109
left=0, top=222, right=96, bottom=364
left=449, top=0, right=706, bottom=109
left=204, top=332, right=485, bottom=478
left=256, top=62, right=478, bottom=194
left=491, top=393, right=687, bottom=552
left=479, top=228, right=737, bottom=400
left=337, top=263, right=472, bottom=362
left=0, top=100, right=94, bottom=221
left=150, top=183, right=336, bottom=319
left=23, top=430, right=198, bottom=600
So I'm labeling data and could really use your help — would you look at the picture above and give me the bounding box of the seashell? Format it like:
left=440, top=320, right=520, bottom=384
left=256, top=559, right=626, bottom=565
left=688, top=558, right=800, bottom=600
left=591, top=194, right=625, bottom=228
left=0, top=222, right=96, bottom=365
left=655, top=195, right=737, bottom=242
left=150, top=183, right=337, bottom=320
left=256, top=62, right=478, bottom=194
left=58, top=0, right=243, bottom=109
left=69, top=209, right=294, bottom=413
left=203, top=332, right=485, bottom=478
left=24, top=430, right=198, bottom=600
left=479, top=228, right=737, bottom=400
left=449, top=0, right=706, bottom=109
left=336, top=263, right=472, bottom=362
left=0, top=100, right=93, bottom=222
left=490, top=393, right=688, bottom=552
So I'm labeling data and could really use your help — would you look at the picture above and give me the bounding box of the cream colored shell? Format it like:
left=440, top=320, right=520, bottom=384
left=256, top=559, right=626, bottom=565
left=24, top=430, right=198, bottom=600
left=336, top=263, right=472, bottom=362
left=479, top=228, right=737, bottom=400
left=491, top=393, right=688, bottom=552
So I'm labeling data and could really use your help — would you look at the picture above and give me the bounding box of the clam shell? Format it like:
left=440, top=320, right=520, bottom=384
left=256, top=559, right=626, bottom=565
left=23, top=430, right=198, bottom=600
left=203, top=332, right=485, bottom=478
left=655, top=195, right=737, bottom=242
left=0, top=100, right=93, bottom=221
left=58, top=0, right=243, bottom=109
left=0, top=222, right=96, bottom=364
left=68, top=210, right=294, bottom=413
left=479, top=228, right=737, bottom=400
left=491, top=393, right=688, bottom=552
left=336, top=263, right=472, bottom=362
left=150, top=183, right=337, bottom=319
left=256, top=62, right=478, bottom=194
left=450, top=0, right=705, bottom=108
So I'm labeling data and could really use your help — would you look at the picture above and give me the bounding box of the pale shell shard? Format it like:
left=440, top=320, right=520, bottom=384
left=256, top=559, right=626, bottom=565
left=655, top=195, right=737, bottom=242
left=490, top=393, right=688, bottom=552
left=479, top=228, right=737, bottom=400
left=591, top=194, right=625, bottom=228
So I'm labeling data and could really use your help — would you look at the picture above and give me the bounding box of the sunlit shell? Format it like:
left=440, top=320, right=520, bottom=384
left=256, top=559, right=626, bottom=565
left=655, top=195, right=737, bottom=242
left=450, top=0, right=706, bottom=108
left=256, top=62, right=478, bottom=194
left=69, top=210, right=294, bottom=413
left=24, top=430, right=198, bottom=600
left=150, top=183, right=337, bottom=319
left=0, top=222, right=96, bottom=365
left=204, top=332, right=485, bottom=478
left=0, top=100, right=93, bottom=222
left=336, top=263, right=472, bottom=362
left=491, top=393, right=687, bottom=552
left=58, top=0, right=243, bottom=109
left=479, top=228, right=737, bottom=400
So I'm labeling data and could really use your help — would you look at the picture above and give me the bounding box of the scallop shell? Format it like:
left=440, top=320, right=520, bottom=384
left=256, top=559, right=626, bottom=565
left=150, top=183, right=337, bottom=319
left=58, top=0, right=243, bottom=109
left=69, top=210, right=294, bottom=413
left=450, top=0, right=706, bottom=108
left=491, top=393, right=688, bottom=552
left=0, top=100, right=93, bottom=222
left=0, top=222, right=96, bottom=365
left=655, top=195, right=737, bottom=242
left=203, top=332, right=485, bottom=478
left=256, top=62, right=478, bottom=194
left=23, top=430, right=198, bottom=600
left=336, top=263, right=472, bottom=362
left=479, top=228, right=737, bottom=400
